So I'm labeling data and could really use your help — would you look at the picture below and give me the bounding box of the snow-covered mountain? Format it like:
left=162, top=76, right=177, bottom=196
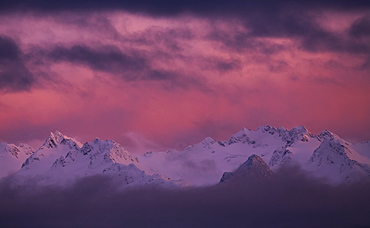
left=137, top=125, right=370, bottom=185
left=10, top=131, right=183, bottom=188
left=219, top=154, right=273, bottom=183
left=0, top=142, right=34, bottom=178
left=0, top=125, right=369, bottom=188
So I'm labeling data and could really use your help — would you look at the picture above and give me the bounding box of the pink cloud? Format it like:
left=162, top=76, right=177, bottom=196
left=0, top=10, right=369, bottom=153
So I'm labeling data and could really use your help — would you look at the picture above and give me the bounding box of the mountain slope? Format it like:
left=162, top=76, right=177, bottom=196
left=12, top=131, right=182, bottom=188
left=220, top=154, right=273, bottom=183
left=1, top=126, right=369, bottom=187
left=306, top=137, right=370, bottom=184
left=0, top=142, right=33, bottom=178
left=138, top=125, right=370, bottom=185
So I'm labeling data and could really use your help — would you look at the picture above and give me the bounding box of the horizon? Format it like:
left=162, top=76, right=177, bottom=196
left=3, top=124, right=365, bottom=155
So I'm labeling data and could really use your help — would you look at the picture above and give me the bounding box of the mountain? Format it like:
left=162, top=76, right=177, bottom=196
left=0, top=126, right=369, bottom=188
left=306, top=136, right=370, bottom=184
left=219, top=154, right=273, bottom=183
left=0, top=142, right=34, bottom=178
left=11, top=131, right=183, bottom=188
left=137, top=125, right=370, bottom=185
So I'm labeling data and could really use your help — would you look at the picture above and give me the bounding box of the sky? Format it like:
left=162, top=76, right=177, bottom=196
left=0, top=0, right=369, bottom=153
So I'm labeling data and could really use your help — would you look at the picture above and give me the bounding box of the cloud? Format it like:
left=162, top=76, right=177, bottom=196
left=0, top=2, right=369, bottom=151
left=349, top=16, right=370, bottom=38
left=213, top=58, right=241, bottom=72
left=27, top=43, right=208, bottom=90
left=1, top=167, right=370, bottom=228
left=206, top=27, right=287, bottom=54
left=0, top=35, right=35, bottom=92
left=1, top=0, right=369, bottom=14
left=47, top=45, right=147, bottom=75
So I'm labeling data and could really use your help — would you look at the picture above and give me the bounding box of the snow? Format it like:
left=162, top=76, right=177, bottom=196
left=220, top=154, right=273, bottom=183
left=0, top=143, right=34, bottom=178
left=1, top=126, right=369, bottom=188
left=286, top=137, right=322, bottom=167
left=11, top=131, right=181, bottom=188
left=349, top=141, right=370, bottom=164
left=305, top=138, right=370, bottom=184
left=138, top=125, right=370, bottom=186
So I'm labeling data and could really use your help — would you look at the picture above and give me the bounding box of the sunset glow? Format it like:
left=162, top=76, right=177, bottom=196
left=0, top=1, right=369, bottom=153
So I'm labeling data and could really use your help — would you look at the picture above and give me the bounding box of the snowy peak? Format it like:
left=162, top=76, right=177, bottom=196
left=227, top=125, right=314, bottom=149
left=230, top=128, right=250, bottom=139
left=41, top=131, right=66, bottom=149
left=287, top=125, right=311, bottom=141
left=2, top=125, right=369, bottom=188
left=0, top=142, right=33, bottom=159
left=317, top=129, right=340, bottom=141
left=290, top=125, right=308, bottom=134
left=40, top=131, right=81, bottom=150
left=10, top=132, right=180, bottom=188
left=277, top=125, right=314, bottom=146
left=307, top=138, right=370, bottom=184
left=257, top=125, right=278, bottom=134
left=80, top=138, right=138, bottom=166
left=241, top=154, right=271, bottom=169
left=184, top=136, right=225, bottom=152
left=21, top=131, right=82, bottom=171
left=229, top=128, right=255, bottom=144
left=220, top=154, right=273, bottom=183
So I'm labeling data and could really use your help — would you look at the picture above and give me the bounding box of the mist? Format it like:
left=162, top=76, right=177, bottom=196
left=1, top=167, right=370, bottom=228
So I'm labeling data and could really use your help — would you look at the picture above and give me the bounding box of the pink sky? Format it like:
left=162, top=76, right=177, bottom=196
left=0, top=2, right=369, bottom=153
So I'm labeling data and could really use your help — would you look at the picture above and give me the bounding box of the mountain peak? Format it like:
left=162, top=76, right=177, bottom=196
left=257, top=125, right=278, bottom=133
left=229, top=128, right=254, bottom=144
left=306, top=137, right=370, bottom=184
left=290, top=125, right=308, bottom=133
left=232, top=128, right=251, bottom=137
left=242, top=154, right=267, bottom=168
left=220, top=154, right=273, bottom=183
left=317, top=129, right=336, bottom=141
left=80, top=139, right=138, bottom=165
left=202, top=137, right=215, bottom=144
left=41, top=131, right=64, bottom=149
left=284, top=125, right=313, bottom=143
left=40, top=131, right=82, bottom=150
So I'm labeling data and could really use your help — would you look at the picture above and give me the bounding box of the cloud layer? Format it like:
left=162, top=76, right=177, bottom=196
left=1, top=167, right=370, bottom=228
left=0, top=1, right=369, bottom=151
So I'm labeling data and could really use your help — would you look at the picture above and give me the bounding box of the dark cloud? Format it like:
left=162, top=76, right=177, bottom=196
left=300, top=27, right=370, bottom=55
left=0, top=36, right=19, bottom=60
left=0, top=35, right=35, bottom=92
left=132, top=26, right=194, bottom=48
left=54, top=13, right=123, bottom=40
left=213, top=58, right=242, bottom=72
left=349, top=16, right=370, bottom=39
left=28, top=44, right=206, bottom=90
left=1, top=0, right=369, bottom=15
left=3, top=1, right=369, bottom=59
left=206, top=27, right=286, bottom=55
left=205, top=9, right=370, bottom=57
left=1, top=167, right=370, bottom=228
left=48, top=45, right=147, bottom=74
left=268, top=60, right=289, bottom=72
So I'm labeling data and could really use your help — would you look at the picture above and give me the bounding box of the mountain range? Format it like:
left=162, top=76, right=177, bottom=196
left=1, top=125, right=369, bottom=188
